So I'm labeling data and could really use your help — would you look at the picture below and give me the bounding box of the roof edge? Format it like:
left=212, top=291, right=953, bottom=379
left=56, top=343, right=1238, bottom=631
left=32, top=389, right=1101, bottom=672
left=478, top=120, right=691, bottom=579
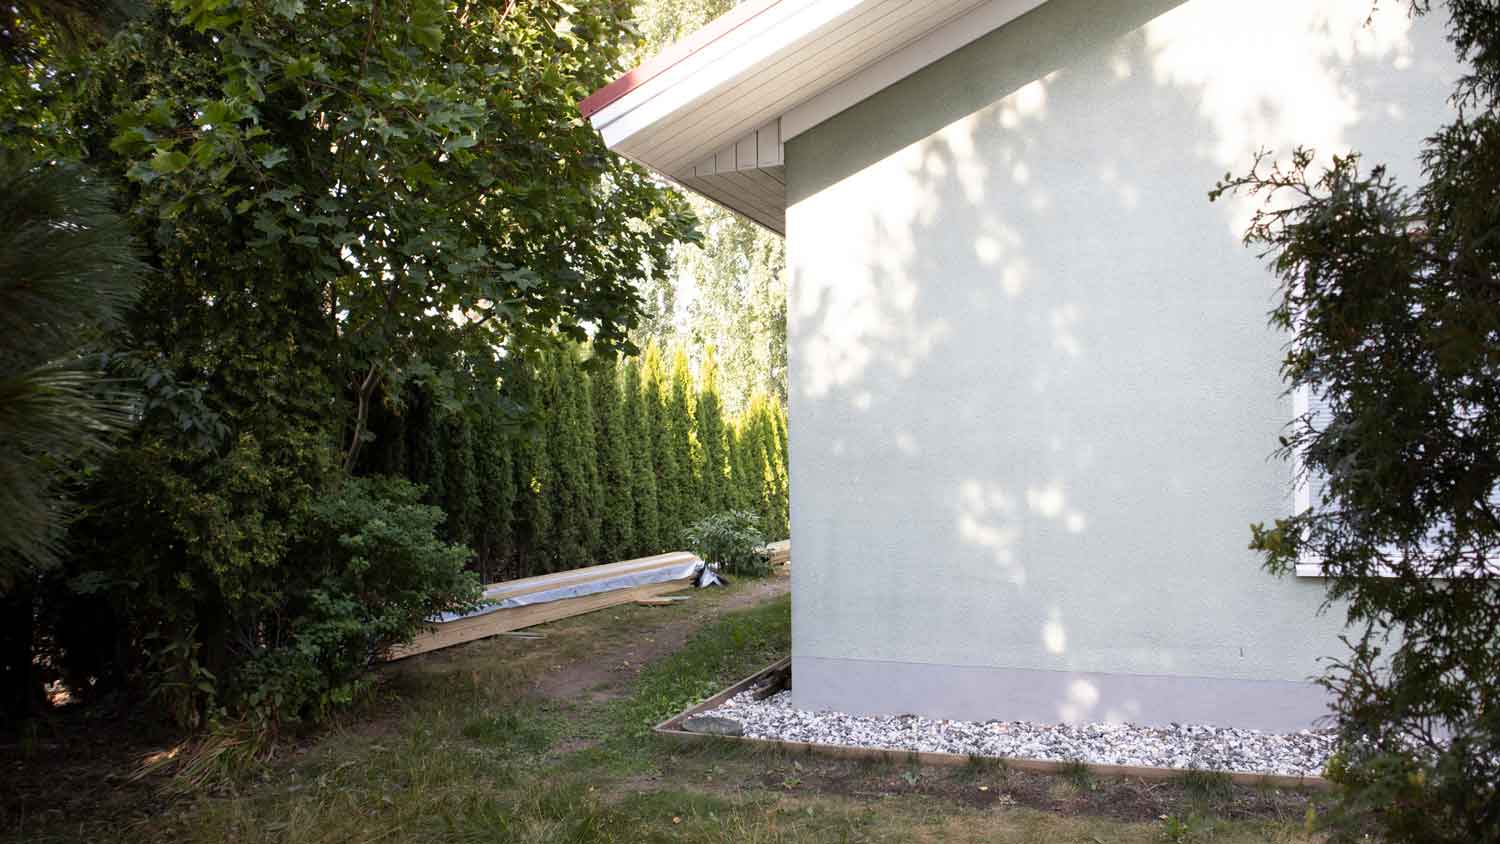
left=580, top=0, right=787, bottom=119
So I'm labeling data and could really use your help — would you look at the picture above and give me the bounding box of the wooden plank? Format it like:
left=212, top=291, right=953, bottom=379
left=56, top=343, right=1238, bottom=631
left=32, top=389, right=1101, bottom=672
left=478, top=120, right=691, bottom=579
left=653, top=658, right=1330, bottom=793
left=655, top=657, right=792, bottom=732
left=479, top=550, right=697, bottom=594
left=763, top=539, right=790, bottom=566
left=480, top=551, right=699, bottom=603
left=636, top=597, right=688, bottom=606
left=387, top=579, right=692, bottom=661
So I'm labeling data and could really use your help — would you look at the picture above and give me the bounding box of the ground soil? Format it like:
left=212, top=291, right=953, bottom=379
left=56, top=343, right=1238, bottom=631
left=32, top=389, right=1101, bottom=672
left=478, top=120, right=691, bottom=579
left=736, top=755, right=1313, bottom=824
left=532, top=569, right=789, bottom=702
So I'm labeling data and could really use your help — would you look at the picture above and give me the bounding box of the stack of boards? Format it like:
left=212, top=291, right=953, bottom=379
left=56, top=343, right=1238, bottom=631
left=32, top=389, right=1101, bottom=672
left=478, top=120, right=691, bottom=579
left=764, top=540, right=790, bottom=567
left=386, top=551, right=705, bottom=661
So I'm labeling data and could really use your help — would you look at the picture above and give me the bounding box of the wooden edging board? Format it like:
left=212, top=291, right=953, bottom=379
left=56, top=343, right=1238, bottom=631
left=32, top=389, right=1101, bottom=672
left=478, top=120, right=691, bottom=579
left=653, top=659, right=1331, bottom=792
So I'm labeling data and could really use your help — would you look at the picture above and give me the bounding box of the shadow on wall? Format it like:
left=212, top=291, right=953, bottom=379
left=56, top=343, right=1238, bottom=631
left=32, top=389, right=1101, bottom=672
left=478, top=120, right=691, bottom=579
left=787, top=0, right=1448, bottom=724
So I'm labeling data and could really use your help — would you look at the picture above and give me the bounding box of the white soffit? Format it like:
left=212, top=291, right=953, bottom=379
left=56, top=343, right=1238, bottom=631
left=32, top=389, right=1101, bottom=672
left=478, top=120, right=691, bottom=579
left=583, top=0, right=1050, bottom=233
left=780, top=0, right=1051, bottom=140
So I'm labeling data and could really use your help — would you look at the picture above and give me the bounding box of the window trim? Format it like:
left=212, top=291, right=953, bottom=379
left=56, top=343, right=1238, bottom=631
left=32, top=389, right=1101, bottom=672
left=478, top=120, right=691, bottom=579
left=1290, top=383, right=1326, bottom=577
left=1290, top=382, right=1497, bottom=579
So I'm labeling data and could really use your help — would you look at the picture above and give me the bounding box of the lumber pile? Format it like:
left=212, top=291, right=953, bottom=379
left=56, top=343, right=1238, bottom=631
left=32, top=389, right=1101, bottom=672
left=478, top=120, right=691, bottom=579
left=386, top=551, right=703, bottom=661
left=764, top=540, right=790, bottom=567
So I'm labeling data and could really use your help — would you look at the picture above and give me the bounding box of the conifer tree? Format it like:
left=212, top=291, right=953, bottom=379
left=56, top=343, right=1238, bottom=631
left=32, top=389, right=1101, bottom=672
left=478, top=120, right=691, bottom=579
left=769, top=398, right=790, bottom=538
left=442, top=412, right=478, bottom=551
left=361, top=389, right=410, bottom=478
left=422, top=399, right=450, bottom=511
left=725, top=422, right=751, bottom=513
left=621, top=357, right=661, bottom=555
left=747, top=396, right=771, bottom=531
left=590, top=356, right=636, bottom=560
left=545, top=345, right=603, bottom=571
left=642, top=341, right=682, bottom=551
left=664, top=346, right=699, bottom=538
left=694, top=346, right=730, bottom=515
left=473, top=401, right=517, bottom=582
left=578, top=352, right=606, bottom=564
left=740, top=393, right=786, bottom=538
left=509, top=354, right=553, bottom=575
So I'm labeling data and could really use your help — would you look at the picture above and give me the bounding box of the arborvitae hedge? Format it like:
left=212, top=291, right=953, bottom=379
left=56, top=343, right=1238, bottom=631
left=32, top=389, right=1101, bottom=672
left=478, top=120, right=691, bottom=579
left=695, top=348, right=730, bottom=517
left=622, top=357, right=661, bottom=557
left=508, top=357, right=553, bottom=576
left=471, top=402, right=516, bottom=584
left=590, top=357, right=635, bottom=562
left=642, top=342, right=682, bottom=552
left=370, top=342, right=788, bottom=583
left=544, top=345, right=603, bottom=572
left=664, top=347, right=699, bottom=535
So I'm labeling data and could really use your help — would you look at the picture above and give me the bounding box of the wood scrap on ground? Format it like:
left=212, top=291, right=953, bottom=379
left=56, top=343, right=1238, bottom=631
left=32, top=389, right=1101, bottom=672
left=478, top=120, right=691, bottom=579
left=386, top=551, right=703, bottom=661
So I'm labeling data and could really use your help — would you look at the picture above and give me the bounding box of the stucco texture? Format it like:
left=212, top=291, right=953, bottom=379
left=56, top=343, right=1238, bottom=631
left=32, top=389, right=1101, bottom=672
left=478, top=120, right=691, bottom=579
left=785, top=0, right=1461, bottom=727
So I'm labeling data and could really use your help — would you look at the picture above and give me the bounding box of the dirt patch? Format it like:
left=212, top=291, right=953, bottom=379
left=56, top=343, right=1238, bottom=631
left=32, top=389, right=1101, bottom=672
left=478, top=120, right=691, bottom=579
left=531, top=572, right=789, bottom=702
left=1, top=704, right=181, bottom=839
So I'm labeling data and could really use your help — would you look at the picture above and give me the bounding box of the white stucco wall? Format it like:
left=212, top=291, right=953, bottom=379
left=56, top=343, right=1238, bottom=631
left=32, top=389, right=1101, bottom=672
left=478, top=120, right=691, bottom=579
left=786, top=0, right=1462, bottom=729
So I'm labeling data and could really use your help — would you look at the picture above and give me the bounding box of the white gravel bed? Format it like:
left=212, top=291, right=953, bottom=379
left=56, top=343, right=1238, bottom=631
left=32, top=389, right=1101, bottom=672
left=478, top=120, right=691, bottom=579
left=702, top=689, right=1335, bottom=778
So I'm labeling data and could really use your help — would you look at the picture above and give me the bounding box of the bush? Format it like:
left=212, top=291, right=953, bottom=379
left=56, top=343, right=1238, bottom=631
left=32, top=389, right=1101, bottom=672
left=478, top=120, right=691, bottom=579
left=681, top=510, right=771, bottom=577
left=226, top=476, right=482, bottom=724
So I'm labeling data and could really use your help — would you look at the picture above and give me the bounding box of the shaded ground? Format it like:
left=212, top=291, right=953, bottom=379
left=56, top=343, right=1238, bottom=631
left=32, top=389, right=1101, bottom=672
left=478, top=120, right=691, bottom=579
left=3, top=567, right=1327, bottom=843
left=530, top=572, right=790, bottom=702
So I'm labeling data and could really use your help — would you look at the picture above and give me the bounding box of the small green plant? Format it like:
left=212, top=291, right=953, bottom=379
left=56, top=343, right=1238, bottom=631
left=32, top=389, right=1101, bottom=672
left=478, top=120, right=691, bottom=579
left=1059, top=758, right=1098, bottom=792
left=681, top=510, right=772, bottom=577
left=956, top=753, right=1007, bottom=782
left=901, top=768, right=921, bottom=787
left=1159, top=812, right=1219, bottom=843
left=1179, top=766, right=1234, bottom=805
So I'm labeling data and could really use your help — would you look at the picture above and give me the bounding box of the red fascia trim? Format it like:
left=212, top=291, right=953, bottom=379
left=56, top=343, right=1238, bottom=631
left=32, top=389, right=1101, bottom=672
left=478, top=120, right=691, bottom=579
left=580, top=0, right=786, bottom=119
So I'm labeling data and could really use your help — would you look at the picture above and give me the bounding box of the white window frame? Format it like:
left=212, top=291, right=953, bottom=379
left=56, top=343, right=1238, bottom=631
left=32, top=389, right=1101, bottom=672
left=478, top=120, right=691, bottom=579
left=1291, top=383, right=1327, bottom=577
left=1291, top=383, right=1497, bottom=579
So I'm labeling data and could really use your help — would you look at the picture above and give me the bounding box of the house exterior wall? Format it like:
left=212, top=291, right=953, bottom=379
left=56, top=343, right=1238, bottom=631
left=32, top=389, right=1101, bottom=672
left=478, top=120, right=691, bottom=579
left=785, top=0, right=1461, bottom=730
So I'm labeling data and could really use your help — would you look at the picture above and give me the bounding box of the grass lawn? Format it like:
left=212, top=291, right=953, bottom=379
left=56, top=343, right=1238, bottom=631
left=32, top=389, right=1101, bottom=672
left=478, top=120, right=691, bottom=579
left=4, top=577, right=1327, bottom=843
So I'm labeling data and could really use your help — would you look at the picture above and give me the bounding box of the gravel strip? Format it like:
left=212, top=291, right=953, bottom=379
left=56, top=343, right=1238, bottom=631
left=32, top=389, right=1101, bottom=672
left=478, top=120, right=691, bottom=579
left=703, top=690, right=1335, bottom=777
